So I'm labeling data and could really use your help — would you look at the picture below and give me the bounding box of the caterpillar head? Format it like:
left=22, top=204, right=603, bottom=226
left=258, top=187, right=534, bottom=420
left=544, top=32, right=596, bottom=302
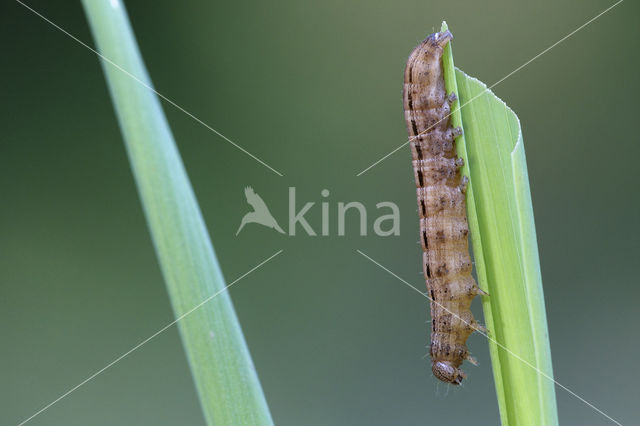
left=426, top=30, right=453, bottom=50
left=432, top=361, right=466, bottom=385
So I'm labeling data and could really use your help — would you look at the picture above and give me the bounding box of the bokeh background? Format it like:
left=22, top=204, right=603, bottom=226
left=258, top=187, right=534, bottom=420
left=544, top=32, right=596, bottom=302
left=2, top=0, right=639, bottom=424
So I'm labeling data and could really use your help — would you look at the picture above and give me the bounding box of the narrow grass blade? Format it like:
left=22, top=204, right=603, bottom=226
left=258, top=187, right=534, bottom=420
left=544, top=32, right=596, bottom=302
left=440, top=21, right=558, bottom=425
left=82, top=1, right=274, bottom=424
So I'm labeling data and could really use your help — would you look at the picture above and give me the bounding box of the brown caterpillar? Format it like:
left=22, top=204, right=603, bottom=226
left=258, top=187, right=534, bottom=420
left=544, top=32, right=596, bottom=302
left=403, top=30, right=486, bottom=385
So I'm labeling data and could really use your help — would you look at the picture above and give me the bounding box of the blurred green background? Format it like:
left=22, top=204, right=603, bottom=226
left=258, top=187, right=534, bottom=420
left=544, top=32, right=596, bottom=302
left=2, top=0, right=638, bottom=424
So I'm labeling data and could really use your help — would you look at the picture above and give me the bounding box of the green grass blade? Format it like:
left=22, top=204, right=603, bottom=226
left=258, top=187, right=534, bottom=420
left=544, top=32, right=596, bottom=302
left=441, top=21, right=558, bottom=425
left=82, top=1, right=274, bottom=424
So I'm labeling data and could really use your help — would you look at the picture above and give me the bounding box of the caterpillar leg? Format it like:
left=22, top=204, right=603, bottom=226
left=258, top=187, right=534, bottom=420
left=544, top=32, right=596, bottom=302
left=459, top=176, right=469, bottom=193
left=447, top=92, right=458, bottom=104
left=471, top=322, right=488, bottom=334
left=451, top=126, right=463, bottom=139
left=473, top=284, right=489, bottom=296
left=465, top=353, right=479, bottom=366
left=433, top=127, right=462, bottom=146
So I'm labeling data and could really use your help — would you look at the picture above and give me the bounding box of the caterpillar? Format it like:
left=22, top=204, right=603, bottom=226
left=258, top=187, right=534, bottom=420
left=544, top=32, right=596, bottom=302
left=403, top=30, right=486, bottom=385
